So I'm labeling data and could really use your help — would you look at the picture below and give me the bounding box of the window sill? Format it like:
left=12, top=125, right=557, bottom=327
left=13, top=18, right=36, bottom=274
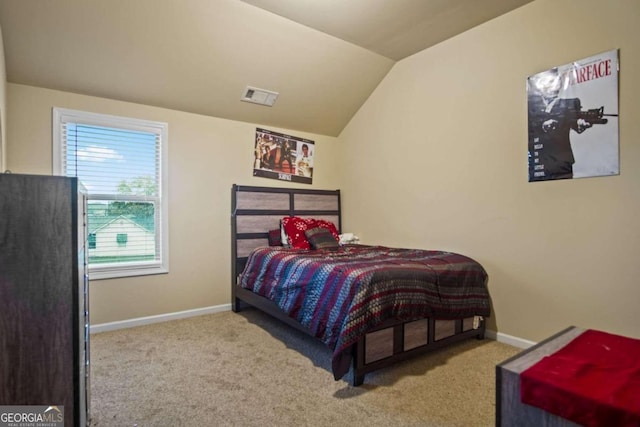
left=89, top=266, right=169, bottom=281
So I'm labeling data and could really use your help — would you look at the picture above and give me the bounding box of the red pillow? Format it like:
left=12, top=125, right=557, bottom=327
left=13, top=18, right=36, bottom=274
left=281, top=217, right=316, bottom=249
left=281, top=217, right=340, bottom=250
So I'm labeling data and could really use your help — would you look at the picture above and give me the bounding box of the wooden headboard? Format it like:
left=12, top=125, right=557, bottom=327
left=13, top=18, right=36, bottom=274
left=231, top=184, right=341, bottom=284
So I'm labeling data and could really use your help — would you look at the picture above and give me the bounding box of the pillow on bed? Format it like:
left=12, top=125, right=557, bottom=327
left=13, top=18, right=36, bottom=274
left=268, top=229, right=282, bottom=246
left=280, top=221, right=290, bottom=248
left=305, top=227, right=339, bottom=250
left=281, top=216, right=316, bottom=249
left=314, top=219, right=340, bottom=241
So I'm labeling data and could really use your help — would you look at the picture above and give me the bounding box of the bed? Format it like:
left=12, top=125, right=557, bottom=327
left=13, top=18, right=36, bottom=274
left=231, top=184, right=490, bottom=385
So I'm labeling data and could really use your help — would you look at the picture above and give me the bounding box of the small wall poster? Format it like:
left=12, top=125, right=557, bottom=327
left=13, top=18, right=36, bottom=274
left=253, top=128, right=314, bottom=184
left=527, top=49, right=619, bottom=182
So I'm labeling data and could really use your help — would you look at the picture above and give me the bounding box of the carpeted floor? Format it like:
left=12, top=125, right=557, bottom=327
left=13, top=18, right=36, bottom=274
left=89, top=309, right=520, bottom=427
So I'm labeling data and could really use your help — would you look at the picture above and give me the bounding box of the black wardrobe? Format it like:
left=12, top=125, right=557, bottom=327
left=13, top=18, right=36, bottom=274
left=0, top=173, right=89, bottom=426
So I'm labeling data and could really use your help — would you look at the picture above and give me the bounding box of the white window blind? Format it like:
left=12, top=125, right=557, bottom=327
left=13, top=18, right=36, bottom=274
left=53, top=108, right=168, bottom=279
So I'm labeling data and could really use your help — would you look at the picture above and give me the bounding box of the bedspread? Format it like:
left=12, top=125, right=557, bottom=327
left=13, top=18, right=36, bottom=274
left=239, top=244, right=490, bottom=380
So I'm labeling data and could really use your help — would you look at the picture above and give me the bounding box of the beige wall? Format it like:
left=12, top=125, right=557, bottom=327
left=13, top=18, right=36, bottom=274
left=5, top=0, right=639, bottom=342
left=6, top=83, right=342, bottom=324
left=339, top=0, right=640, bottom=342
left=0, top=23, right=7, bottom=171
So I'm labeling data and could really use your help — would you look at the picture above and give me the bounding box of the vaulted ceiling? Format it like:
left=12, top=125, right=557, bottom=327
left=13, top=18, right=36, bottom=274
left=0, top=0, right=532, bottom=136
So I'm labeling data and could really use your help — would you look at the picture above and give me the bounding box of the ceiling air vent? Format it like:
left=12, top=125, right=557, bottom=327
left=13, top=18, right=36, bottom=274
left=241, top=86, right=279, bottom=107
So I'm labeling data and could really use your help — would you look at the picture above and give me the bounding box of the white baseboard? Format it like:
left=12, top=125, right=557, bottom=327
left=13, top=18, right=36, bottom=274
left=90, top=304, right=232, bottom=334
left=486, top=329, right=536, bottom=349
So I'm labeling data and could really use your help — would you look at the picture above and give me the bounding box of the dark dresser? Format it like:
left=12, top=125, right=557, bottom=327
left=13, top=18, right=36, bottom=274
left=0, top=173, right=89, bottom=426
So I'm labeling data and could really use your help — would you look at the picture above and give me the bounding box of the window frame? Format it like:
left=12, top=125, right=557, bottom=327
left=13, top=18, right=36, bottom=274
left=53, top=107, right=169, bottom=280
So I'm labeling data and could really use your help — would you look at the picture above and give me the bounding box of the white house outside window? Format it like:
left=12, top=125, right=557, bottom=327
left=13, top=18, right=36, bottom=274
left=53, top=108, right=168, bottom=280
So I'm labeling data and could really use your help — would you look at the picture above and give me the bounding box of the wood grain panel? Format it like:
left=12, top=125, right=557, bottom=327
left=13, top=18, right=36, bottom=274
left=294, top=193, right=339, bottom=211
left=236, top=215, right=283, bottom=233
left=236, top=191, right=289, bottom=210
left=0, top=174, right=85, bottom=427
left=404, top=319, right=429, bottom=350
left=365, top=327, right=394, bottom=363
left=237, top=239, right=269, bottom=257
left=434, top=319, right=456, bottom=341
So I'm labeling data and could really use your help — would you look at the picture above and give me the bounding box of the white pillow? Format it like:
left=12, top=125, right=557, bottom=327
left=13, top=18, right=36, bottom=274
left=339, top=233, right=359, bottom=245
left=280, top=220, right=290, bottom=247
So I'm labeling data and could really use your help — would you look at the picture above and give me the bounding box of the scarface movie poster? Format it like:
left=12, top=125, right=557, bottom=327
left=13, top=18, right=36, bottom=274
left=527, top=49, right=619, bottom=182
left=253, top=128, right=314, bottom=184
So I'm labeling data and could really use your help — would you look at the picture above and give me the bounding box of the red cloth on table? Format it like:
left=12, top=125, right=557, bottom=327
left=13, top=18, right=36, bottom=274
left=520, top=329, right=640, bottom=427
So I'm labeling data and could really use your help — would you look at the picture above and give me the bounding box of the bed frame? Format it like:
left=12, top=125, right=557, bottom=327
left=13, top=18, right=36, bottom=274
left=231, top=184, right=486, bottom=386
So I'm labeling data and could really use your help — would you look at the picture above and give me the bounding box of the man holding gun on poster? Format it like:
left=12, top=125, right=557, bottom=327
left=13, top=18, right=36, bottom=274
left=527, top=69, right=616, bottom=181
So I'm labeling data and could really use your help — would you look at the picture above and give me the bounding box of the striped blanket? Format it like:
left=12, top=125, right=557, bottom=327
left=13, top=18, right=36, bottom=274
left=240, top=244, right=490, bottom=380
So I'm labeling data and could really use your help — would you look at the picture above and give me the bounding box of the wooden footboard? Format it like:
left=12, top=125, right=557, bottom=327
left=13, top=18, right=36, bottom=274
left=234, top=281, right=484, bottom=386
left=352, top=316, right=485, bottom=386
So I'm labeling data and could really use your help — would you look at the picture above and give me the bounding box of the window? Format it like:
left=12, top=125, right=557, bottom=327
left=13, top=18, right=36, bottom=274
left=116, top=233, right=128, bottom=246
left=88, top=233, right=96, bottom=249
left=53, top=108, right=168, bottom=279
